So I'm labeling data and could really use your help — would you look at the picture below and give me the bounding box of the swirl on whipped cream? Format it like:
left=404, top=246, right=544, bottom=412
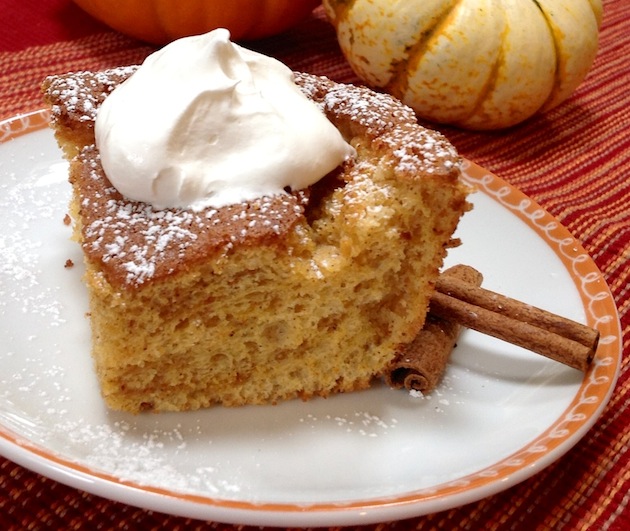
left=95, top=28, right=355, bottom=211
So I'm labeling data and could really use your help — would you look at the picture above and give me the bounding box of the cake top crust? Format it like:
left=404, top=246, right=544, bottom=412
left=43, top=67, right=461, bottom=289
left=42, top=66, right=137, bottom=127
left=75, top=145, right=309, bottom=286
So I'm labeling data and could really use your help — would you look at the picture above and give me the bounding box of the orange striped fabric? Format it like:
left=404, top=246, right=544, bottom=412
left=0, top=1, right=628, bottom=530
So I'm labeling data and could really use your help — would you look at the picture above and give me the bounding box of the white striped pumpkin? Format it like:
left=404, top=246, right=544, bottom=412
left=323, top=0, right=603, bottom=129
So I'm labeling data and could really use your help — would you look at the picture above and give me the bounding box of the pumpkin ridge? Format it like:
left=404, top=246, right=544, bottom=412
left=383, top=1, right=461, bottom=101
left=137, top=0, right=167, bottom=42
left=455, top=7, right=510, bottom=128
left=327, top=0, right=357, bottom=28
left=247, top=0, right=273, bottom=36
left=456, top=49, right=504, bottom=128
left=154, top=0, right=184, bottom=42
left=530, top=0, right=563, bottom=113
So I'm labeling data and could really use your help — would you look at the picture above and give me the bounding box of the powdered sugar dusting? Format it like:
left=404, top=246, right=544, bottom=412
left=299, top=410, right=399, bottom=437
left=295, top=72, right=460, bottom=176
left=85, top=193, right=200, bottom=285
left=43, top=66, right=138, bottom=124
left=0, top=151, right=71, bottom=326
left=74, top=146, right=307, bottom=287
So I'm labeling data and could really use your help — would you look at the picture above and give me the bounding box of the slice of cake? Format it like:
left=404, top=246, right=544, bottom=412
left=42, top=33, right=469, bottom=413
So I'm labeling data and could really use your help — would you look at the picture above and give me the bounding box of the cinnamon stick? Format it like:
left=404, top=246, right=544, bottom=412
left=431, top=269, right=599, bottom=372
left=384, top=264, right=599, bottom=394
left=385, top=265, right=483, bottom=393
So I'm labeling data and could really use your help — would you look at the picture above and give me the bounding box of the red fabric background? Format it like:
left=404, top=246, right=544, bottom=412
left=2, top=0, right=108, bottom=50
left=1, top=1, right=628, bottom=530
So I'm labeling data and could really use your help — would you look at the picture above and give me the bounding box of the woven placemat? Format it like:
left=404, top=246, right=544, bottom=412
left=1, top=2, right=628, bottom=529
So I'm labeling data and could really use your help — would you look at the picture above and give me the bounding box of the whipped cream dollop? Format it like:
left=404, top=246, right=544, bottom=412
left=95, top=28, right=355, bottom=211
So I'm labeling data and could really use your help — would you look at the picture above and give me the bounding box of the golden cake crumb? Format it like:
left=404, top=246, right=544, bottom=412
left=42, top=68, right=469, bottom=413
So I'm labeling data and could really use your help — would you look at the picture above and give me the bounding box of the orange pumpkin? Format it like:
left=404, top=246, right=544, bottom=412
left=73, top=0, right=321, bottom=44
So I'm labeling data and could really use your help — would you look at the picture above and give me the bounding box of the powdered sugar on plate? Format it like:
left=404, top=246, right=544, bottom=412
left=299, top=410, right=399, bottom=437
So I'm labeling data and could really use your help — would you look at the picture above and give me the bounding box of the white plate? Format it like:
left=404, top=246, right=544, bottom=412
left=0, top=111, right=622, bottom=527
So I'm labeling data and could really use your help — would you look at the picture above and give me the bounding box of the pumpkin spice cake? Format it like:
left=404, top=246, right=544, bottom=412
left=42, top=31, right=469, bottom=413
